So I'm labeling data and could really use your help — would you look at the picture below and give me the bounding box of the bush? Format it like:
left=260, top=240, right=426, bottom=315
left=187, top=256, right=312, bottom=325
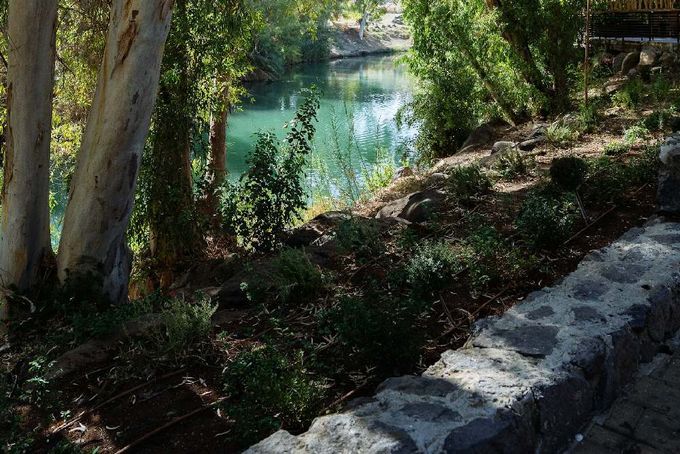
left=70, top=297, right=153, bottom=342
left=545, top=123, right=579, bottom=148
left=582, top=156, right=629, bottom=204
left=623, top=125, right=649, bottom=144
left=643, top=110, right=672, bottom=132
left=335, top=217, right=384, bottom=260
left=495, top=151, right=535, bottom=180
left=578, top=100, right=603, bottom=132
left=612, top=78, right=644, bottom=109
left=406, top=241, right=463, bottom=297
left=461, top=227, right=536, bottom=290
left=223, top=346, right=325, bottom=447
left=447, top=165, right=492, bottom=204
left=516, top=188, right=578, bottom=249
left=269, top=248, right=325, bottom=304
left=550, top=156, right=588, bottom=191
left=320, top=296, right=426, bottom=375
left=651, top=74, right=671, bottom=103
left=627, top=144, right=660, bottom=185
left=604, top=141, right=630, bottom=156
left=155, top=297, right=217, bottom=353
left=221, top=90, right=319, bottom=252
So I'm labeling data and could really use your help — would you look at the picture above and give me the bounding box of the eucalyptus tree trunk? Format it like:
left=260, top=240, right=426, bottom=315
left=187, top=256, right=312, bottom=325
left=0, top=0, right=57, bottom=299
left=359, top=7, right=368, bottom=40
left=57, top=0, right=174, bottom=304
left=206, top=96, right=229, bottom=220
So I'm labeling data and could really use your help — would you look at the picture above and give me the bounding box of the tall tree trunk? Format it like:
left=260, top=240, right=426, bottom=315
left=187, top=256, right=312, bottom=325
left=359, top=6, right=368, bottom=40
left=206, top=101, right=228, bottom=220
left=0, top=0, right=57, bottom=299
left=57, top=0, right=174, bottom=304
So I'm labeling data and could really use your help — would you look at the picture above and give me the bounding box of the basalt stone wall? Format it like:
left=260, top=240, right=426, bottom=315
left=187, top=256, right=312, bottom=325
left=247, top=218, right=680, bottom=453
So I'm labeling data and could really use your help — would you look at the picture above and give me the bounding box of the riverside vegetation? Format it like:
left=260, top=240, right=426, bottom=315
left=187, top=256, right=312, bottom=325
left=0, top=0, right=676, bottom=452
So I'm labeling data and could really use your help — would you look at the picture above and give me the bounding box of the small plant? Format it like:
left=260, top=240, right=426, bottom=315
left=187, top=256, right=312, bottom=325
left=335, top=217, right=384, bottom=260
left=623, top=125, right=649, bottom=144
left=495, top=151, right=534, bottom=180
left=550, top=157, right=588, bottom=192
left=364, top=146, right=396, bottom=194
left=516, top=187, right=578, bottom=249
left=627, top=144, right=661, bottom=184
left=651, top=74, right=671, bottom=103
left=320, top=296, right=426, bottom=375
left=70, top=297, right=153, bottom=342
left=612, top=78, right=644, bottom=109
left=545, top=123, right=579, bottom=148
left=578, top=100, right=602, bottom=132
left=582, top=156, right=629, bottom=204
left=406, top=240, right=463, bottom=297
left=447, top=165, right=492, bottom=204
left=155, top=297, right=217, bottom=354
left=222, top=345, right=325, bottom=447
left=604, top=141, right=630, bottom=156
left=461, top=227, right=536, bottom=290
left=269, top=248, right=325, bottom=304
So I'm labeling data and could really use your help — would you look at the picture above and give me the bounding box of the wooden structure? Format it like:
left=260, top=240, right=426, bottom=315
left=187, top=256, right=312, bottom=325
left=591, top=1, right=680, bottom=42
left=606, top=1, right=678, bottom=11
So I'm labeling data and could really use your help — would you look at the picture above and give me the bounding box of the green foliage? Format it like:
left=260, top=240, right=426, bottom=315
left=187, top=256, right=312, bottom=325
left=221, top=90, right=320, bottom=252
left=155, top=297, right=217, bottom=354
left=623, top=125, right=649, bottom=144
left=651, top=73, right=671, bottom=103
left=582, top=156, right=629, bottom=204
left=320, top=295, right=426, bottom=375
left=364, top=147, right=396, bottom=194
left=447, top=165, right=492, bottom=203
left=545, top=123, right=579, bottom=148
left=612, top=78, right=644, bottom=109
left=406, top=241, right=463, bottom=296
left=550, top=156, right=588, bottom=191
left=642, top=110, right=673, bottom=132
left=495, top=151, right=535, bottom=180
left=577, top=100, right=603, bottom=132
left=461, top=227, right=536, bottom=290
left=335, top=217, right=384, bottom=260
left=516, top=187, right=578, bottom=249
left=222, top=345, right=325, bottom=446
left=627, top=144, right=661, bottom=185
left=70, top=298, right=153, bottom=343
left=604, top=141, right=630, bottom=156
left=269, top=248, right=325, bottom=304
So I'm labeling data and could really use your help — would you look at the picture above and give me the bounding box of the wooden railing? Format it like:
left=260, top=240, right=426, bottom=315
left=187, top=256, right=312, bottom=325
left=604, top=1, right=677, bottom=11
left=591, top=10, right=680, bottom=41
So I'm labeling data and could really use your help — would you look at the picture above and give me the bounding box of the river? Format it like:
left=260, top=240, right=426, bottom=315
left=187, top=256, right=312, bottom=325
left=227, top=54, right=417, bottom=202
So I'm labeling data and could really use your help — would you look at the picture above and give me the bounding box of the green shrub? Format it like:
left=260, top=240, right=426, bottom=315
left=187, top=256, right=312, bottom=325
left=612, top=78, right=644, bottom=109
left=155, top=297, right=217, bottom=353
left=270, top=248, right=325, bottom=304
left=447, top=165, right=492, bottom=204
left=545, top=123, right=579, bottom=148
left=70, top=297, right=153, bottom=342
left=335, top=217, right=384, bottom=260
left=406, top=241, right=463, bottom=297
left=550, top=156, right=588, bottom=191
left=582, top=156, right=629, bottom=204
left=604, top=141, right=630, bottom=156
left=221, top=90, right=319, bottom=252
left=495, top=151, right=535, bottom=180
left=623, top=125, right=649, bottom=144
left=223, top=346, right=325, bottom=447
left=651, top=74, right=671, bottom=103
left=516, top=188, right=578, bottom=249
left=627, top=144, right=660, bottom=184
left=320, top=296, right=426, bottom=375
left=461, top=227, right=536, bottom=289
left=578, top=100, right=603, bottom=132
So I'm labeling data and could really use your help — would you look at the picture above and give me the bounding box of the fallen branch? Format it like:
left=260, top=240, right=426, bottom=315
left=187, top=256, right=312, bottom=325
left=51, top=368, right=187, bottom=434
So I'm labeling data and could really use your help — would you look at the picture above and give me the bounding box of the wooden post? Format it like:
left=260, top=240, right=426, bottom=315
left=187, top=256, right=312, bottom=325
left=585, top=0, right=592, bottom=106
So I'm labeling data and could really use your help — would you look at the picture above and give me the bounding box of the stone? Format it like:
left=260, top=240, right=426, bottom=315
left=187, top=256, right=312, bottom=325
left=394, top=166, right=414, bottom=179
left=527, top=124, right=547, bottom=140
left=659, top=51, right=677, bottom=68
left=658, top=134, right=680, bottom=214
left=640, top=46, right=658, bottom=66
left=376, top=189, right=445, bottom=223
left=621, top=52, right=640, bottom=75
left=612, top=52, right=627, bottom=73
left=518, top=136, right=545, bottom=152
left=490, top=141, right=516, bottom=155
left=459, top=122, right=495, bottom=153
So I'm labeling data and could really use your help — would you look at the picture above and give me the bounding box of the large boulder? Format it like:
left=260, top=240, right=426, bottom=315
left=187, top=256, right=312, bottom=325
left=640, top=46, right=658, bottom=66
left=459, top=122, right=495, bottom=153
left=612, top=52, right=627, bottom=73
left=621, top=52, right=640, bottom=75
left=491, top=141, right=516, bottom=155
left=660, top=51, right=677, bottom=69
left=376, top=189, right=445, bottom=223
left=658, top=134, right=680, bottom=214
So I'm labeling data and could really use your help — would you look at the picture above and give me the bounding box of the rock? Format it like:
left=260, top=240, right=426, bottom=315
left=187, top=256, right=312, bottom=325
left=612, top=52, right=627, bottom=73
left=394, top=166, right=414, bottom=179
left=660, top=51, right=677, bottom=68
left=658, top=134, right=680, bottom=214
left=527, top=124, right=547, bottom=140
left=640, top=46, right=658, bottom=66
left=460, top=122, right=495, bottom=153
left=376, top=189, right=445, bottom=223
left=621, top=51, right=640, bottom=75
left=518, top=137, right=545, bottom=152
left=627, top=68, right=639, bottom=79
left=491, top=141, right=516, bottom=155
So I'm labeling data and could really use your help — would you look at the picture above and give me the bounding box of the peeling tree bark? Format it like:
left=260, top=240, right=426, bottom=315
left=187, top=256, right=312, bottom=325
left=57, top=0, right=174, bottom=304
left=0, top=0, right=58, bottom=300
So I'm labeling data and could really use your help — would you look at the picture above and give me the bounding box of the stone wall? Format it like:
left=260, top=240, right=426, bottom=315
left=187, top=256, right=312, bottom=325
left=247, top=219, right=680, bottom=453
